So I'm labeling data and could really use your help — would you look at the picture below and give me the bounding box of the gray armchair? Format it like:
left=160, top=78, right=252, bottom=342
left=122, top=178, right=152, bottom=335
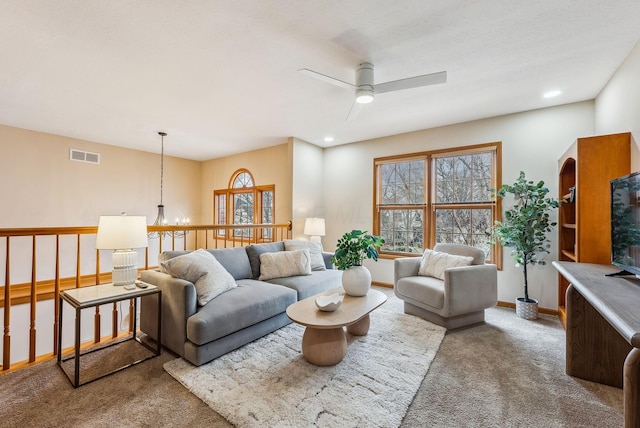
left=394, top=243, right=497, bottom=330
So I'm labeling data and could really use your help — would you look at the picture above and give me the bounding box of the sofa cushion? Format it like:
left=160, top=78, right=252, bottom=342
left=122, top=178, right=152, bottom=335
left=396, top=275, right=446, bottom=309
left=284, top=240, right=326, bottom=271
left=187, top=280, right=296, bottom=345
left=418, top=249, right=473, bottom=280
left=158, top=248, right=252, bottom=280
left=246, top=241, right=285, bottom=278
left=161, top=249, right=237, bottom=306
left=207, top=247, right=253, bottom=280
left=267, top=269, right=343, bottom=300
left=258, top=249, right=312, bottom=280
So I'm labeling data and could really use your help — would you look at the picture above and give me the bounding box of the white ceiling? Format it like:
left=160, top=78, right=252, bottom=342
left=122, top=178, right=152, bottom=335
left=1, top=1, right=640, bottom=161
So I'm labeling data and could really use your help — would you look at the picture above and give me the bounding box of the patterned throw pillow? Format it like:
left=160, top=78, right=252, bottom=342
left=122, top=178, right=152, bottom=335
left=418, top=248, right=474, bottom=280
left=284, top=239, right=326, bottom=271
left=161, top=248, right=237, bottom=306
left=258, top=249, right=312, bottom=280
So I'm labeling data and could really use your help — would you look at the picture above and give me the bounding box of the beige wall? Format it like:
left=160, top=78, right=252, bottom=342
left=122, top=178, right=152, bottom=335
left=322, top=102, right=595, bottom=310
left=0, top=125, right=202, bottom=363
left=291, top=138, right=325, bottom=238
left=596, top=40, right=640, bottom=169
left=200, top=142, right=293, bottom=226
left=0, top=125, right=202, bottom=279
left=0, top=125, right=202, bottom=228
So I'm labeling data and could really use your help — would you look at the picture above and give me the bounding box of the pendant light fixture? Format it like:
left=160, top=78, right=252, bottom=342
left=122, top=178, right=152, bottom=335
left=148, top=131, right=189, bottom=239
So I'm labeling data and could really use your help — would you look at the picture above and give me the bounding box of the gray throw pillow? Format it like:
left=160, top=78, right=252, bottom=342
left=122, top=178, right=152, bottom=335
left=161, top=248, right=237, bottom=306
left=246, top=242, right=286, bottom=278
left=284, top=239, right=326, bottom=271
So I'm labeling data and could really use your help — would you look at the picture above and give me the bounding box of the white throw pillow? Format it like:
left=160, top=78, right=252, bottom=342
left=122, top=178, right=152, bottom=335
left=258, top=249, right=312, bottom=280
left=161, top=248, right=237, bottom=306
left=418, top=248, right=474, bottom=280
left=284, top=239, right=326, bottom=271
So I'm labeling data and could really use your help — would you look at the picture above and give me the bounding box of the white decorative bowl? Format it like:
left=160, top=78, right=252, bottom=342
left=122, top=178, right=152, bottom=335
left=315, top=292, right=344, bottom=312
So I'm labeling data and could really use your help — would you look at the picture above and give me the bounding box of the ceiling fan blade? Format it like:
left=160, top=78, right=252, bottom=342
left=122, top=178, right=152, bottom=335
left=374, top=71, right=447, bottom=94
left=298, top=68, right=354, bottom=91
left=346, top=100, right=363, bottom=121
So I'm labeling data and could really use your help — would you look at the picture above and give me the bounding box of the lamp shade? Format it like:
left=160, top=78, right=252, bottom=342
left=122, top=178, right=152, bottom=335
left=96, top=215, right=148, bottom=250
left=304, top=218, right=326, bottom=237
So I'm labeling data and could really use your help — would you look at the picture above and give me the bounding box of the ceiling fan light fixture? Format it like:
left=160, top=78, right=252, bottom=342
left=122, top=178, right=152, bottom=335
left=355, top=88, right=374, bottom=104
left=299, top=61, right=446, bottom=119
left=543, top=90, right=562, bottom=98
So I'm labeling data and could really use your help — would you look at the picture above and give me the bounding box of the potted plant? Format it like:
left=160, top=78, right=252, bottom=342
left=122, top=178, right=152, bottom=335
left=491, top=171, right=560, bottom=319
left=332, top=229, right=385, bottom=296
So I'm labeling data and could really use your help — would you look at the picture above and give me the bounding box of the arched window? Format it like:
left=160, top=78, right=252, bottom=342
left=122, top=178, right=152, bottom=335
left=214, top=169, right=275, bottom=240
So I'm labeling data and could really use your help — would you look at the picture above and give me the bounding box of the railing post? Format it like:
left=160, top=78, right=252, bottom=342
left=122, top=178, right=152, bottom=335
left=111, top=303, right=117, bottom=338
left=3, top=236, right=11, bottom=371
left=53, top=234, right=60, bottom=356
left=76, top=234, right=81, bottom=288
left=128, top=299, right=134, bottom=332
left=95, top=307, right=101, bottom=343
left=29, top=235, right=36, bottom=362
left=95, top=249, right=100, bottom=285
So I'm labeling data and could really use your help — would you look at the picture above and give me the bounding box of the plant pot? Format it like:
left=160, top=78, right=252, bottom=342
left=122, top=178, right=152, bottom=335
left=342, top=265, right=371, bottom=296
left=515, top=297, right=538, bottom=320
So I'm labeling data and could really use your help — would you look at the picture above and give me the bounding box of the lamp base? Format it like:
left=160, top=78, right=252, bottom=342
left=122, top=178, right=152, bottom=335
left=112, top=250, right=138, bottom=286
left=310, top=236, right=322, bottom=245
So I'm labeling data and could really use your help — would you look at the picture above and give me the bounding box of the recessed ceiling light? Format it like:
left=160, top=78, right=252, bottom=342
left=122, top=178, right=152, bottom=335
left=543, top=90, right=562, bottom=98
left=324, top=136, right=334, bottom=143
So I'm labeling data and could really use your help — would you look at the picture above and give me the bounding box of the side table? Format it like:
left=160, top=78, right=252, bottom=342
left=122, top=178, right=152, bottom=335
left=57, top=282, right=161, bottom=387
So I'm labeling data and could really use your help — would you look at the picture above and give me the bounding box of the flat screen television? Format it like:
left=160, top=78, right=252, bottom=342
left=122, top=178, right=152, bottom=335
left=610, top=171, right=640, bottom=276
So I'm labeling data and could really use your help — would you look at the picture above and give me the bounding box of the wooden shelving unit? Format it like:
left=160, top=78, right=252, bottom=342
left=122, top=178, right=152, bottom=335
left=557, top=133, right=630, bottom=328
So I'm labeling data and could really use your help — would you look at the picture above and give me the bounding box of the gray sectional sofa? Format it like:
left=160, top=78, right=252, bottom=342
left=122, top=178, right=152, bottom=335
left=140, top=241, right=342, bottom=366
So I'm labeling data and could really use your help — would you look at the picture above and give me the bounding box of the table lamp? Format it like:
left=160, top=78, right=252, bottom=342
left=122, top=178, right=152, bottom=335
left=304, top=217, right=325, bottom=245
left=96, top=214, right=148, bottom=286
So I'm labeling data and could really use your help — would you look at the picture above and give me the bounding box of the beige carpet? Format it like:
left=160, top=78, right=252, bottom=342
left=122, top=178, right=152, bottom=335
left=403, top=305, right=624, bottom=427
left=164, top=293, right=446, bottom=427
left=0, top=287, right=624, bottom=427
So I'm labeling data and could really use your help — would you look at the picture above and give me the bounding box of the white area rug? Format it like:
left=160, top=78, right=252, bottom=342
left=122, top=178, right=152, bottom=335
left=164, top=290, right=446, bottom=428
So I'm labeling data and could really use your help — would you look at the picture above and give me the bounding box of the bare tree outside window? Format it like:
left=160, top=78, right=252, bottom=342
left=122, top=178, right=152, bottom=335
left=213, top=169, right=275, bottom=242
left=216, top=194, right=227, bottom=236
left=234, top=193, right=254, bottom=236
left=379, top=160, right=425, bottom=253
left=374, top=143, right=500, bottom=263
left=434, top=152, right=494, bottom=258
left=262, top=190, right=273, bottom=240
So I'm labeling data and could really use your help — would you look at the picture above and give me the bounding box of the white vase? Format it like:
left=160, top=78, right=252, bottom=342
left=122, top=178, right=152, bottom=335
left=515, top=297, right=538, bottom=320
left=342, top=265, right=371, bottom=296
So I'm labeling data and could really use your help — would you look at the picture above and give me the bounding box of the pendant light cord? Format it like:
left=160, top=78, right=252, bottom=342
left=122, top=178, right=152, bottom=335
left=158, top=131, right=166, bottom=206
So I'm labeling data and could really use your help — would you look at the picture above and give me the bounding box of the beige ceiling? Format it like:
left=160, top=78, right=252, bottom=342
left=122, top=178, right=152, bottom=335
left=1, top=1, right=640, bottom=161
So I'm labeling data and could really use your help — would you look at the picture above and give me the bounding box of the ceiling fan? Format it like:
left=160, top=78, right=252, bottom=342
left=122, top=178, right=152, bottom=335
left=299, top=63, right=447, bottom=120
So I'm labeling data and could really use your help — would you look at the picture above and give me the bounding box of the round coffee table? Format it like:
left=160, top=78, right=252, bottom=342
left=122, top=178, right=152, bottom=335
left=286, top=288, right=387, bottom=366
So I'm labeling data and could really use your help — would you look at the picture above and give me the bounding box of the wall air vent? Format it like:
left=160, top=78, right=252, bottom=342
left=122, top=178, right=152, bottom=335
left=69, top=149, right=100, bottom=164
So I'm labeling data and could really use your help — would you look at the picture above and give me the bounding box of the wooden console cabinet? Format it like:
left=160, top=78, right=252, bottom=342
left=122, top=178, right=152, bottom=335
left=553, top=261, right=639, bottom=428
left=557, top=132, right=630, bottom=327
